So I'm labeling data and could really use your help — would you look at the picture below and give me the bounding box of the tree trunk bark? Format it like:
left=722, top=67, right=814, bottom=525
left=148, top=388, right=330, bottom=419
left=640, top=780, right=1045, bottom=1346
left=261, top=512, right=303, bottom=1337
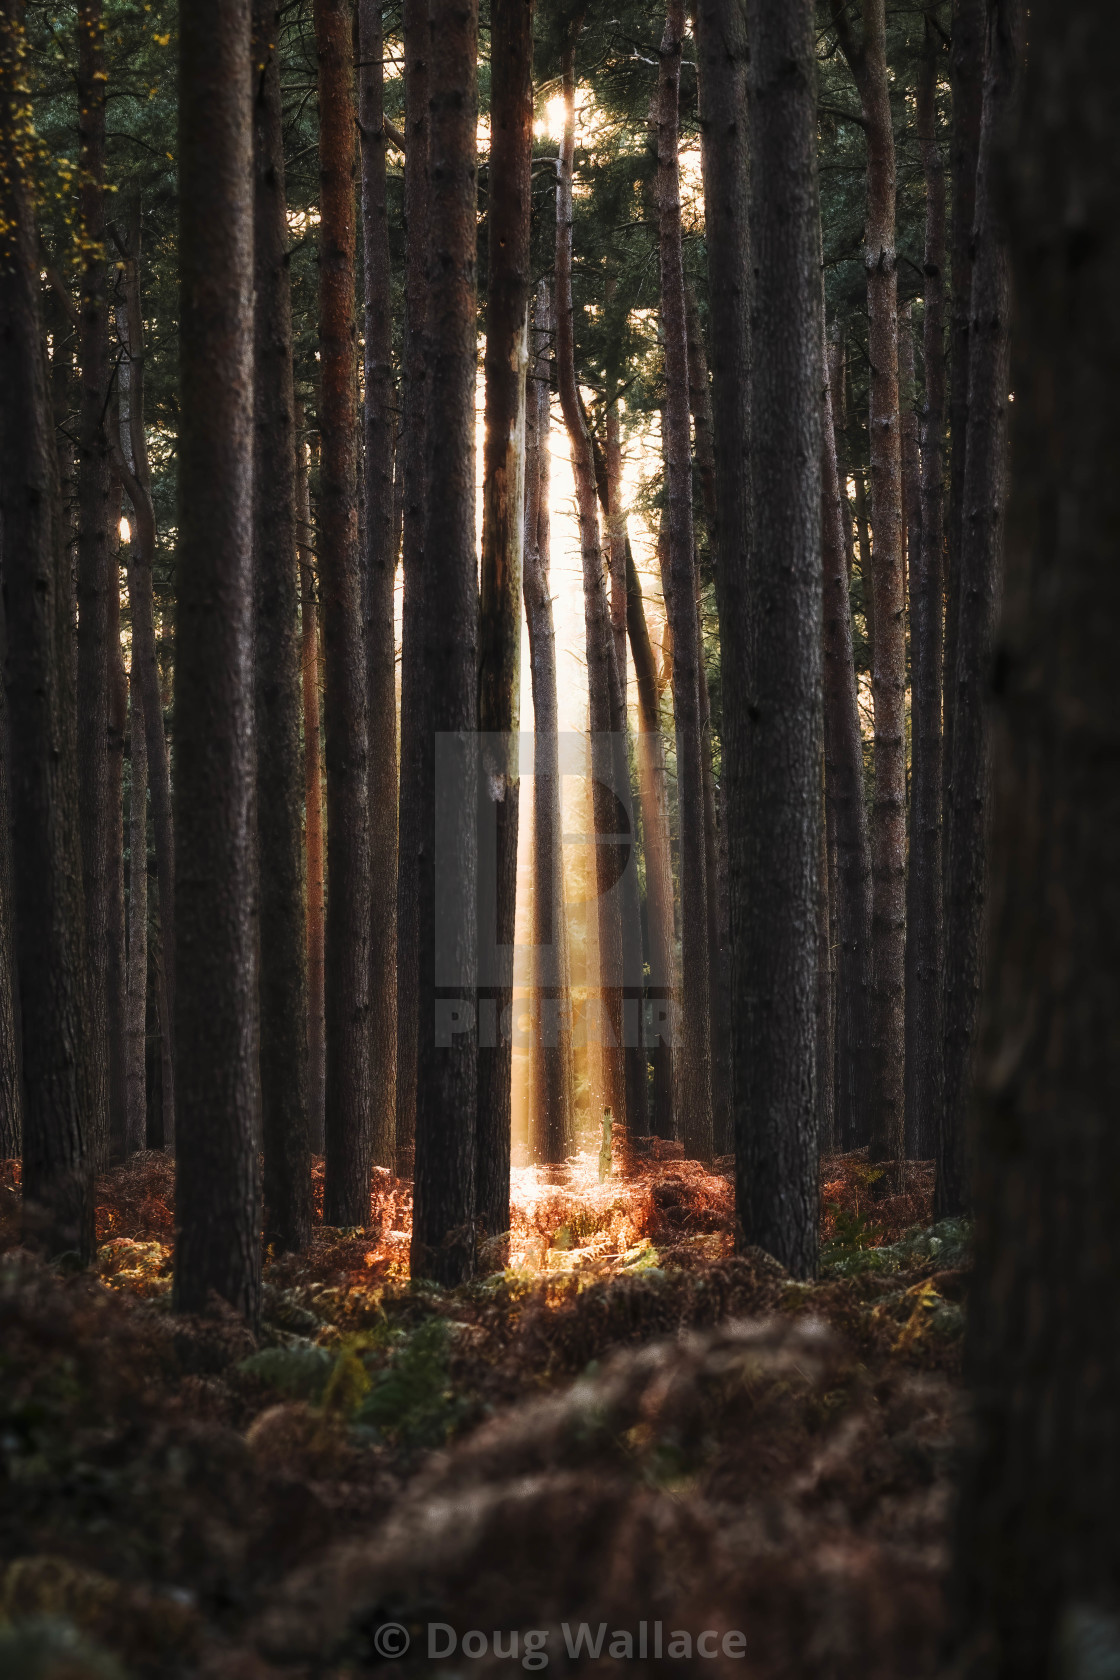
left=737, top=0, right=822, bottom=1278
left=816, top=775, right=835, bottom=1156
left=253, top=0, right=312, bottom=1252
left=125, top=675, right=148, bottom=1158
left=75, top=0, right=113, bottom=1171
left=955, top=5, right=1120, bottom=1663
left=0, top=0, right=94, bottom=1259
left=658, top=0, right=712, bottom=1161
left=904, top=17, right=946, bottom=1163
left=316, top=0, right=373, bottom=1228
left=172, top=0, right=261, bottom=1324
left=358, top=0, right=398, bottom=1172
left=0, top=548, right=22, bottom=1161
left=106, top=485, right=127, bottom=1159
left=831, top=0, right=907, bottom=1164
left=296, top=416, right=326, bottom=1156
left=524, top=283, right=575, bottom=1166
left=411, top=0, right=479, bottom=1285
left=476, top=0, right=532, bottom=1244
left=938, top=0, right=1023, bottom=1220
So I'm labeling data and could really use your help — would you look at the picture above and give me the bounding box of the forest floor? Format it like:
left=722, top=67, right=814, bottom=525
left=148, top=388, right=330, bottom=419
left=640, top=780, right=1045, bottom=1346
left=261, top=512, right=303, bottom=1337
left=0, top=1143, right=969, bottom=1679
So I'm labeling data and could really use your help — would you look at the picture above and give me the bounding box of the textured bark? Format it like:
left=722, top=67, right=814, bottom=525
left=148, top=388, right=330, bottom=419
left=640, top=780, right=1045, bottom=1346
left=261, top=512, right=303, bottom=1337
left=253, top=0, right=312, bottom=1253
left=105, top=488, right=127, bottom=1158
left=410, top=0, right=479, bottom=1285
left=172, top=0, right=261, bottom=1324
left=0, top=0, right=94, bottom=1258
left=904, top=19, right=946, bottom=1163
left=75, top=0, right=113, bottom=1170
left=816, top=777, right=835, bottom=1156
left=316, top=0, right=373, bottom=1228
left=737, top=0, right=822, bottom=1278
left=394, top=0, right=429, bottom=1178
left=684, top=283, right=718, bottom=546
left=125, top=676, right=147, bottom=1158
left=296, top=417, right=326, bottom=1156
left=358, top=0, right=398, bottom=1173
left=524, top=284, right=574, bottom=1165
left=476, top=0, right=531, bottom=1241
left=939, top=0, right=1023, bottom=1220
left=831, top=0, right=907, bottom=1164
left=657, top=0, right=711, bottom=1161
left=0, top=553, right=22, bottom=1160
left=943, top=0, right=984, bottom=799
left=955, top=6, right=1120, bottom=1664
left=822, top=337, right=874, bottom=1156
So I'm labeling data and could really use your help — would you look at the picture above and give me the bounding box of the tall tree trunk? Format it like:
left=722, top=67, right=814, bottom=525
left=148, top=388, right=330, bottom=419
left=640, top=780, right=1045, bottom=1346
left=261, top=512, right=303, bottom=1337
left=476, top=0, right=532, bottom=1244
left=737, top=0, right=822, bottom=1278
left=658, top=0, right=712, bottom=1161
left=296, top=415, right=326, bottom=1156
left=831, top=0, right=907, bottom=1164
left=0, top=553, right=22, bottom=1160
left=106, top=485, right=127, bottom=1158
left=942, top=0, right=984, bottom=802
left=816, top=780, right=835, bottom=1156
left=125, top=675, right=148, bottom=1158
left=822, top=332, right=874, bottom=1156
left=395, top=0, right=430, bottom=1179
left=684, top=283, right=718, bottom=545
left=253, top=0, right=312, bottom=1252
left=955, top=4, right=1120, bottom=1662
left=938, top=0, right=1023, bottom=1220
left=316, top=0, right=373, bottom=1228
left=411, top=0, right=479, bottom=1285
left=605, top=403, right=628, bottom=686
left=172, top=0, right=261, bottom=1323
left=524, top=283, right=574, bottom=1166
left=0, top=0, right=93, bottom=1258
left=555, top=28, right=628, bottom=1139
left=904, top=17, right=947, bottom=1163
left=75, top=0, right=113, bottom=1170
left=358, top=0, right=398, bottom=1173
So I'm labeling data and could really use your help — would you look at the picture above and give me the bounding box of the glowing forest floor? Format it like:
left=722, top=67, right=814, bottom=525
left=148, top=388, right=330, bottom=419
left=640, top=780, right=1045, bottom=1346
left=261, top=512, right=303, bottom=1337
left=0, top=1148, right=969, bottom=1678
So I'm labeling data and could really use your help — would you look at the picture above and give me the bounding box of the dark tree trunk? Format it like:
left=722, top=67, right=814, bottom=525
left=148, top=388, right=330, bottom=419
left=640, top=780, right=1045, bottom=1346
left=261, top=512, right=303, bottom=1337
left=410, top=0, right=479, bottom=1285
left=0, top=557, right=22, bottom=1160
left=939, top=0, right=1024, bottom=1220
left=106, top=487, right=127, bottom=1158
left=822, top=335, right=874, bottom=1156
left=605, top=403, right=628, bottom=686
left=943, top=0, right=984, bottom=800
left=904, top=17, right=947, bottom=1163
left=736, top=0, right=822, bottom=1279
left=524, top=283, right=574, bottom=1166
left=955, top=6, right=1120, bottom=1664
left=831, top=0, right=907, bottom=1164
left=125, top=675, right=148, bottom=1158
left=75, top=0, right=113, bottom=1170
left=684, top=283, right=718, bottom=546
left=476, top=0, right=532, bottom=1245
left=358, top=0, right=398, bottom=1172
left=394, top=0, right=430, bottom=1179
left=172, top=0, right=261, bottom=1324
left=295, top=409, right=325, bottom=1156
left=658, top=0, right=712, bottom=1162
left=816, top=780, right=835, bottom=1156
left=0, top=0, right=93, bottom=1259
left=316, top=0, right=373, bottom=1228
left=253, top=0, right=312, bottom=1252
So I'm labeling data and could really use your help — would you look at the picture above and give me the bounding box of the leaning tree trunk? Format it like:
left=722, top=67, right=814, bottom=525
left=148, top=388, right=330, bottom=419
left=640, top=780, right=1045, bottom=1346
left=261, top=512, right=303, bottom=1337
left=295, top=416, right=326, bottom=1155
left=316, top=0, right=373, bottom=1228
left=939, top=0, right=1024, bottom=1220
left=252, top=0, right=312, bottom=1253
left=410, top=0, right=480, bottom=1286
left=955, top=5, right=1120, bottom=1666
left=524, top=283, right=575, bottom=1166
left=125, top=676, right=148, bottom=1157
left=172, top=0, right=261, bottom=1325
left=904, top=15, right=947, bottom=1163
left=737, top=0, right=822, bottom=1279
left=476, top=0, right=532, bottom=1244
left=0, top=0, right=94, bottom=1259
left=75, top=0, right=113, bottom=1170
left=658, top=0, right=712, bottom=1161
left=394, top=0, right=430, bottom=1179
left=358, top=0, right=398, bottom=1171
left=831, top=0, right=907, bottom=1164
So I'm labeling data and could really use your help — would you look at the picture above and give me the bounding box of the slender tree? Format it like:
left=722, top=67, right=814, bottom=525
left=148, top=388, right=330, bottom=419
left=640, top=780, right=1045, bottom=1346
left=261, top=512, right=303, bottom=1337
left=125, top=675, right=147, bottom=1157
left=0, top=0, right=93, bottom=1258
left=955, top=4, right=1120, bottom=1663
left=105, top=489, right=127, bottom=1156
left=410, top=0, right=480, bottom=1285
left=830, top=0, right=907, bottom=1163
left=736, top=0, right=822, bottom=1278
left=358, top=0, right=398, bottom=1172
left=296, top=413, right=326, bottom=1156
left=904, top=15, right=947, bottom=1162
left=0, top=562, right=21, bottom=1161
left=172, top=0, right=260, bottom=1322
left=657, top=0, right=712, bottom=1161
left=253, top=0, right=312, bottom=1252
left=939, top=0, right=1024, bottom=1219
